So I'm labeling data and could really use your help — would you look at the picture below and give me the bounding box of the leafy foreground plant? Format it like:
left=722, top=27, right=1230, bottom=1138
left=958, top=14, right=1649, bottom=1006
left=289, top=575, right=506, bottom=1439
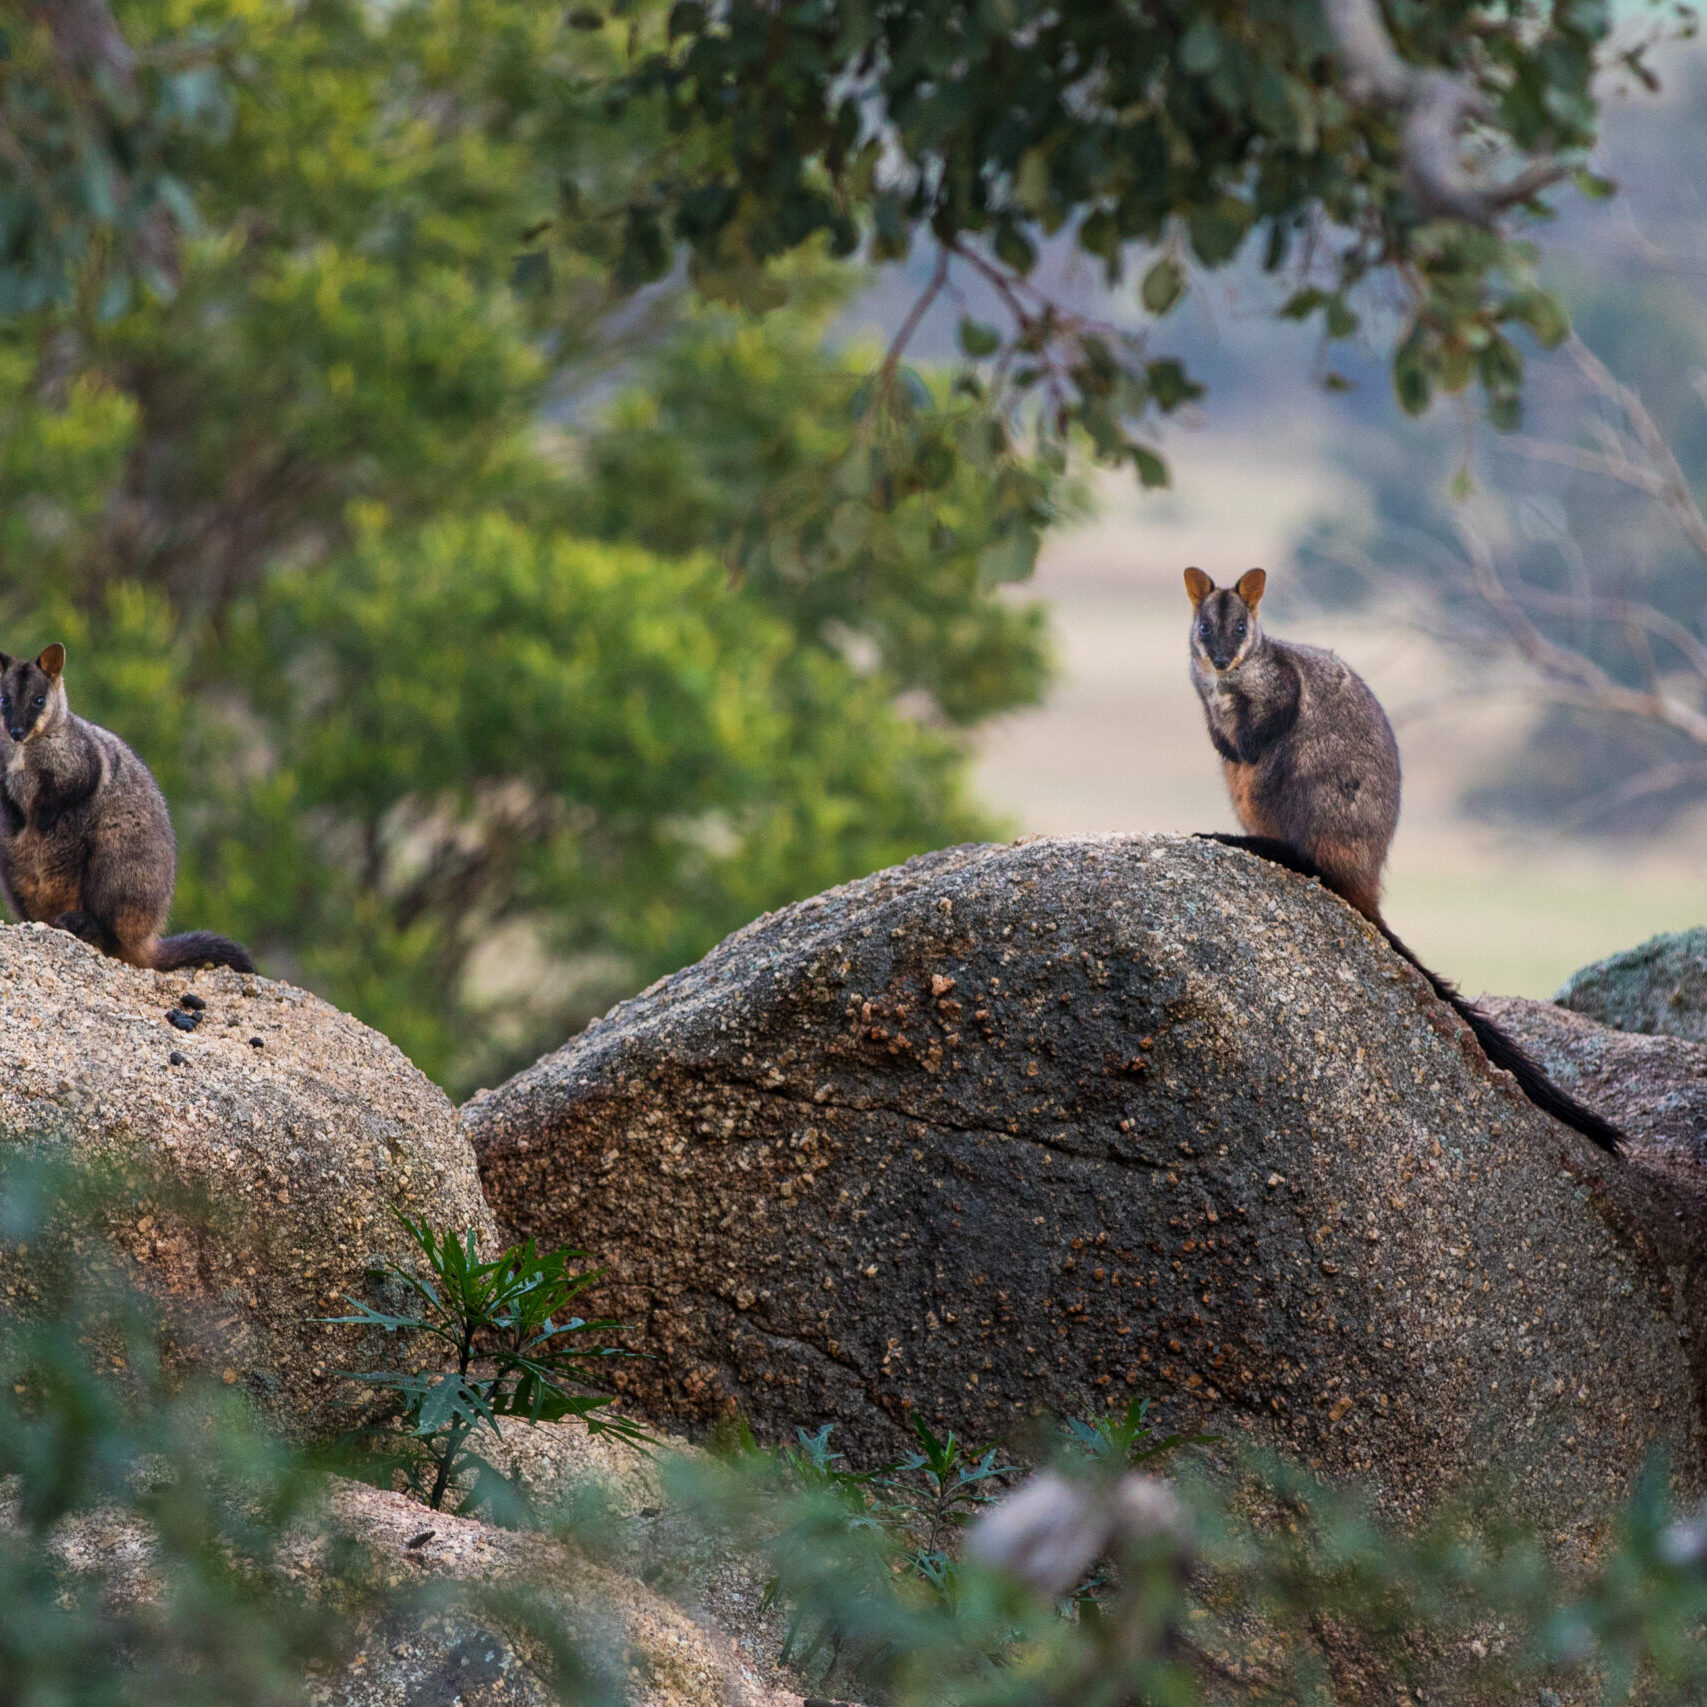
left=7, top=1173, right=1707, bottom=1707
left=0, top=1156, right=349, bottom=1705
left=329, top=1213, right=648, bottom=1512
left=673, top=1411, right=1707, bottom=1707
left=0, top=1154, right=648, bottom=1706
left=690, top=1397, right=1212, bottom=1696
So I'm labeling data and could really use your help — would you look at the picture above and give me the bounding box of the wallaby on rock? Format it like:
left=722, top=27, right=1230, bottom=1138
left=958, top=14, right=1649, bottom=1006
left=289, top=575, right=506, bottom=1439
left=1184, top=567, right=1622, bottom=1155
left=0, top=645, right=255, bottom=973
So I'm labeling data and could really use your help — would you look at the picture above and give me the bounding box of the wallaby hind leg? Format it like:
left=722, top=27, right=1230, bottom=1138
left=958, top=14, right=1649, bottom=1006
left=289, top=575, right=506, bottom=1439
left=80, top=835, right=171, bottom=969
left=1306, top=836, right=1385, bottom=923
left=105, top=905, right=164, bottom=968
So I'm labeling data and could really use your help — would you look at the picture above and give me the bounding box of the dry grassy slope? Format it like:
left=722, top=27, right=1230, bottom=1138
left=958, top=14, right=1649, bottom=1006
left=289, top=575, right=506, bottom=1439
left=972, top=444, right=1705, bottom=1000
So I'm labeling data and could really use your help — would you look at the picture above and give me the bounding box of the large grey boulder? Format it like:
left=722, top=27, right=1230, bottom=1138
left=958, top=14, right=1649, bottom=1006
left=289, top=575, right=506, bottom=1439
left=1487, top=995, right=1707, bottom=1172
left=466, top=836, right=1701, bottom=1549
left=0, top=922, right=498, bottom=1438
left=45, top=1476, right=800, bottom=1707
left=1555, top=927, right=1707, bottom=1044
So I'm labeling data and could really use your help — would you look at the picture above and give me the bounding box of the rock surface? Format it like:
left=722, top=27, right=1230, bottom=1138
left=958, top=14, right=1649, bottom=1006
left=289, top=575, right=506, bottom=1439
left=479, top=1418, right=796, bottom=1697
left=0, top=922, right=497, bottom=1438
left=1488, top=996, right=1707, bottom=1174
left=46, top=1476, right=800, bottom=1707
left=1555, top=927, right=1707, bottom=1044
left=466, top=835, right=1701, bottom=1549
left=296, top=1481, right=798, bottom=1707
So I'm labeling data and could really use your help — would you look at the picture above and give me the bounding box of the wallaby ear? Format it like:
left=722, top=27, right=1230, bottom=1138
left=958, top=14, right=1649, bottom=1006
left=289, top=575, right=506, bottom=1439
left=0, top=653, right=11, bottom=673
left=1183, top=567, right=1214, bottom=609
left=37, top=643, right=64, bottom=679
left=1235, top=568, right=1266, bottom=611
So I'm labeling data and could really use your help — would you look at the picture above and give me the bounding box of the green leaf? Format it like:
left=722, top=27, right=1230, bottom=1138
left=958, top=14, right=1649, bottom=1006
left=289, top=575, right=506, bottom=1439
left=976, top=528, right=1038, bottom=587
left=992, top=220, right=1037, bottom=275
left=1145, top=358, right=1202, bottom=411
left=1393, top=324, right=1433, bottom=416
left=1013, top=147, right=1052, bottom=217
left=1185, top=196, right=1250, bottom=266
left=1280, top=287, right=1329, bottom=320
left=509, top=250, right=551, bottom=297
left=1508, top=288, right=1570, bottom=349
left=1131, top=444, right=1169, bottom=487
left=1324, top=296, right=1358, bottom=339
left=1179, top=18, right=1222, bottom=74
left=1140, top=256, right=1184, bottom=316
left=415, top=1372, right=471, bottom=1434
left=957, top=317, right=1000, bottom=358
left=1080, top=208, right=1120, bottom=265
left=668, top=1, right=706, bottom=36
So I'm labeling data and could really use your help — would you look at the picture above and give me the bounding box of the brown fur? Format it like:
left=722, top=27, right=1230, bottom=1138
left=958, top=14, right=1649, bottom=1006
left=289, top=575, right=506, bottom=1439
left=0, top=646, right=255, bottom=973
left=1185, top=567, right=1400, bottom=919
left=1182, top=569, right=1624, bottom=1154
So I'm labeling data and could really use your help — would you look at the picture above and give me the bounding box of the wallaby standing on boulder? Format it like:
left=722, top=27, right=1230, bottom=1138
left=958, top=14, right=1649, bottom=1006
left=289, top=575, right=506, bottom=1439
left=1183, top=567, right=1622, bottom=1155
left=0, top=645, right=256, bottom=972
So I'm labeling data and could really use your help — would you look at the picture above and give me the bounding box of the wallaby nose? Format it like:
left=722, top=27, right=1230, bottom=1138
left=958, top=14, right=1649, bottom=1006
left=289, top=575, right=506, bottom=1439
left=6, top=726, right=24, bottom=742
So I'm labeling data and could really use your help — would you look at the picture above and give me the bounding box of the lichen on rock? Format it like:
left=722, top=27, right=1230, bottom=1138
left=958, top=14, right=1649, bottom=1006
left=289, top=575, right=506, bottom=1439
left=1554, top=927, right=1707, bottom=1046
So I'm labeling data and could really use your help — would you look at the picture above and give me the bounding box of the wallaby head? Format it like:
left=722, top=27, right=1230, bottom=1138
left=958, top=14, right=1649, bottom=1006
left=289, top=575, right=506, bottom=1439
left=1184, top=568, right=1266, bottom=674
left=0, top=645, right=68, bottom=744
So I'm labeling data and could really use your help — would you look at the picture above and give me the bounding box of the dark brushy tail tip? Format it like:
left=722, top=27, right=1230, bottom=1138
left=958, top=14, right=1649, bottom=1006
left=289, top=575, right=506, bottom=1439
left=154, top=931, right=258, bottom=974
left=1194, top=832, right=1625, bottom=1156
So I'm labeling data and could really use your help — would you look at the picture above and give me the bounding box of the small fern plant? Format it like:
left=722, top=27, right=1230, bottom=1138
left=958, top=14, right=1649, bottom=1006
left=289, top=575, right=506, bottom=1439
left=328, top=1214, right=645, bottom=1510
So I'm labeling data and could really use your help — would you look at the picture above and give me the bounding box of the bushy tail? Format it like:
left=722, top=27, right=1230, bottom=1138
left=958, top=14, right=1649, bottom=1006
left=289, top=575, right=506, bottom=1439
left=1198, top=833, right=1623, bottom=1155
left=151, top=931, right=257, bottom=974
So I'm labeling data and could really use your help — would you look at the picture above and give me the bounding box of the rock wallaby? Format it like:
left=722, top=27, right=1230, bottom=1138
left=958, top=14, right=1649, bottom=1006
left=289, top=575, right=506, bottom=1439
left=0, top=645, right=256, bottom=973
left=1184, top=567, right=1622, bottom=1155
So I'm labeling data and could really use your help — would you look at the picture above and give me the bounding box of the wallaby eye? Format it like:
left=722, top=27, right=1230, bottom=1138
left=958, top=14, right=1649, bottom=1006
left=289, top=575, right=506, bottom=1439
left=1235, top=621, right=1246, bottom=637
left=32, top=695, right=43, bottom=709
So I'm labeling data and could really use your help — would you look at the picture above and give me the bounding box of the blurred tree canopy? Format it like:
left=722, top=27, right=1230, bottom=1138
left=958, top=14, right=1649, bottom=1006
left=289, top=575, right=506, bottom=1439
left=6, top=3, right=1693, bottom=482
left=0, top=0, right=1694, bottom=1088
left=0, top=0, right=1063, bottom=1092
left=603, top=0, right=1668, bottom=466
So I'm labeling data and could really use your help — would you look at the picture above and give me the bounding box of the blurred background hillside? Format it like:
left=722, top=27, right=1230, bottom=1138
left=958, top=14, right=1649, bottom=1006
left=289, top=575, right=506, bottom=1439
left=898, top=44, right=1707, bottom=1000
left=0, top=1, right=1700, bottom=1093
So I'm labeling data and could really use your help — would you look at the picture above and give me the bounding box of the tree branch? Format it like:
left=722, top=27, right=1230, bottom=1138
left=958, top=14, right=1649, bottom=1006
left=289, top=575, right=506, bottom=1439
left=1565, top=335, right=1707, bottom=564
left=1559, top=758, right=1707, bottom=830
left=1321, top=0, right=1570, bottom=224
left=877, top=242, right=950, bottom=395
left=1456, top=519, right=1707, bottom=750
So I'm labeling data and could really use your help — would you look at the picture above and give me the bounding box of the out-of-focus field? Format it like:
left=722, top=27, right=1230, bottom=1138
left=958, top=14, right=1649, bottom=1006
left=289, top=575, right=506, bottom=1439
left=972, top=437, right=1706, bottom=1000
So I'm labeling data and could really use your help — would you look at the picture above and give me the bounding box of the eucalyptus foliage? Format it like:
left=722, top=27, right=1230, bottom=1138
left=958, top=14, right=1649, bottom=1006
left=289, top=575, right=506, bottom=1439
left=0, top=0, right=1051, bottom=1093
left=588, top=0, right=1683, bottom=473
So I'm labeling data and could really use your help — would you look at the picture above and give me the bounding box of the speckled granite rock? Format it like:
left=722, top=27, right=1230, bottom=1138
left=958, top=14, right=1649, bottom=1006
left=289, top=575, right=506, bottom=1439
left=45, top=1477, right=800, bottom=1707
left=0, top=921, right=497, bottom=1439
left=480, top=1418, right=796, bottom=1697
left=466, top=834, right=1700, bottom=1550
left=1487, top=996, right=1707, bottom=1172
left=1554, top=928, right=1707, bottom=1045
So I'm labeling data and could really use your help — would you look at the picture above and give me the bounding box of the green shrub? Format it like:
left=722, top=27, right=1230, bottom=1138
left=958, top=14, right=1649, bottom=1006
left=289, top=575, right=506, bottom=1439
left=328, top=1212, right=647, bottom=1513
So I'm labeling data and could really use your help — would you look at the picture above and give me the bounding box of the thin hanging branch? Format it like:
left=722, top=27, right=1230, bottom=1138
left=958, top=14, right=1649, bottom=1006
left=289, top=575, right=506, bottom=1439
left=1321, top=0, right=1572, bottom=224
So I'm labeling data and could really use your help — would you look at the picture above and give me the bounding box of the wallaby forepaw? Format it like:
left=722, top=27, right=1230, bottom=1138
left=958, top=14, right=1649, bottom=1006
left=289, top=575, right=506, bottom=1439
left=50, top=909, right=101, bottom=943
